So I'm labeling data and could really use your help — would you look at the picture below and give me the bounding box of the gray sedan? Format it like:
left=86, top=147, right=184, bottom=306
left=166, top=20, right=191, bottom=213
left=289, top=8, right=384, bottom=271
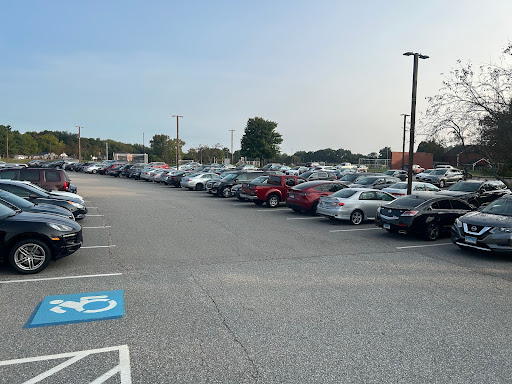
left=317, top=188, right=395, bottom=225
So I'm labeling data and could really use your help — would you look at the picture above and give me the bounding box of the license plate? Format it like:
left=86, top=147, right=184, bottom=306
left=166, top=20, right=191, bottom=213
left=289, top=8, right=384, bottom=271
left=289, top=194, right=294, bottom=198
left=465, top=236, right=477, bottom=244
left=383, top=223, right=390, bottom=230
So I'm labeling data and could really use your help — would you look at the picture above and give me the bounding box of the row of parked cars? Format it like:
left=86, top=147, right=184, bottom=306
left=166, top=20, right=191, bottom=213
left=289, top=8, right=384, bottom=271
left=86, top=160, right=512, bottom=255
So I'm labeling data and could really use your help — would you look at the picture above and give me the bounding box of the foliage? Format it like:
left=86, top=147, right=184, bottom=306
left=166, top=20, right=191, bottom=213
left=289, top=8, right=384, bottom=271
left=416, top=140, right=445, bottom=161
left=240, top=117, right=283, bottom=163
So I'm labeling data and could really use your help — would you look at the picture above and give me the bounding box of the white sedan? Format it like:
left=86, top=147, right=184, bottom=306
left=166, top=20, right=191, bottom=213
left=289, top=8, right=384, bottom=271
left=382, top=182, right=440, bottom=197
left=316, top=188, right=395, bottom=225
left=180, top=173, right=219, bottom=190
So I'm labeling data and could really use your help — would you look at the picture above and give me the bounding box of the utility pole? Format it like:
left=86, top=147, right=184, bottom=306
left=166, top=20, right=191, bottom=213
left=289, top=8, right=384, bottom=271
left=172, top=115, right=183, bottom=170
left=76, top=126, right=83, bottom=161
left=229, top=129, right=235, bottom=165
left=400, top=114, right=409, bottom=169
left=5, top=125, right=10, bottom=160
left=106, top=142, right=108, bottom=160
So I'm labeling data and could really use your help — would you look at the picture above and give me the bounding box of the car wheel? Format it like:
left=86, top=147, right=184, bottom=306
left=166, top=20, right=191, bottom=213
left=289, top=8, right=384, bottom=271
left=92, top=169, right=97, bottom=174
left=221, top=187, right=231, bottom=198
left=266, top=194, right=280, bottom=208
left=350, top=210, right=364, bottom=225
left=439, top=180, right=445, bottom=188
left=8, top=238, right=51, bottom=274
left=310, top=201, right=319, bottom=214
left=254, top=200, right=264, bottom=206
left=195, top=183, right=204, bottom=191
left=424, top=222, right=440, bottom=241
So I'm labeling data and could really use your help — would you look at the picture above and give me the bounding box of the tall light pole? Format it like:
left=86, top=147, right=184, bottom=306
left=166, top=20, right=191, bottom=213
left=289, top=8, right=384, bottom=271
left=5, top=125, right=10, bottom=160
left=400, top=114, right=409, bottom=169
left=229, top=129, right=235, bottom=165
left=172, top=115, right=183, bottom=170
left=403, top=52, right=429, bottom=194
left=75, top=126, right=83, bottom=161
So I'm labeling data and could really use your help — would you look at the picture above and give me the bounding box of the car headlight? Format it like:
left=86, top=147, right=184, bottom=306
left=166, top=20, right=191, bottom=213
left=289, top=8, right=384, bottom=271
left=69, top=201, right=84, bottom=209
left=47, top=222, right=73, bottom=231
left=490, top=227, right=512, bottom=233
left=455, top=218, right=463, bottom=228
left=213, top=182, right=220, bottom=187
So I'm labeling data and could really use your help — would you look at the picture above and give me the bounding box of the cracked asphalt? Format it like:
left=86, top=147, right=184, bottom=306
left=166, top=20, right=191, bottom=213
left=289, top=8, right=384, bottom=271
left=1, top=172, right=512, bottom=383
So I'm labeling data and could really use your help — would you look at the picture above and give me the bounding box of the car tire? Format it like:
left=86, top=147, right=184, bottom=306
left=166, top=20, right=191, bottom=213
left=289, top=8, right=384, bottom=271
left=92, top=169, right=97, bottom=174
left=195, top=183, right=204, bottom=191
left=8, top=238, right=51, bottom=274
left=221, top=187, right=231, bottom=198
left=254, top=200, right=264, bottom=206
left=439, top=180, right=445, bottom=188
left=424, top=222, right=440, bottom=241
left=350, top=210, right=364, bottom=225
left=310, top=201, right=319, bottom=214
left=266, top=194, right=280, bottom=208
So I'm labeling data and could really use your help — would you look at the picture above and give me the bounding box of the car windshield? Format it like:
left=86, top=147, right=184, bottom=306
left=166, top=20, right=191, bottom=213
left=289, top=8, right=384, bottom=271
left=481, top=198, right=512, bottom=217
left=422, top=169, right=433, bottom=174
left=448, top=182, right=480, bottom=192
left=0, top=190, right=33, bottom=208
left=223, top=174, right=238, bottom=181
left=0, top=201, right=16, bottom=219
left=432, top=169, right=447, bottom=175
left=388, top=183, right=407, bottom=190
left=331, top=189, right=357, bottom=199
left=383, top=170, right=395, bottom=175
left=13, top=183, right=48, bottom=197
left=251, top=176, right=268, bottom=184
left=387, top=195, right=429, bottom=208
left=340, top=174, right=360, bottom=182
left=293, top=181, right=324, bottom=191
left=355, top=176, right=379, bottom=185
left=300, top=171, right=314, bottom=178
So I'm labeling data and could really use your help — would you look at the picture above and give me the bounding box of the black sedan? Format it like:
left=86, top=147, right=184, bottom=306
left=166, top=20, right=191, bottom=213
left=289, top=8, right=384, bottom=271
left=452, top=195, right=512, bottom=253
left=0, top=180, right=87, bottom=219
left=0, top=190, right=75, bottom=220
left=375, top=194, right=475, bottom=240
left=0, top=203, right=82, bottom=274
left=438, top=180, right=510, bottom=207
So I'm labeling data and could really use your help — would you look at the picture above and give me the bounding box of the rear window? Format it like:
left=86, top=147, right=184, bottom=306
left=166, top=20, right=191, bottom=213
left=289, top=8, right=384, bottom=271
left=0, top=170, right=18, bottom=179
left=45, top=171, right=61, bottom=182
left=388, top=195, right=429, bottom=208
left=331, top=189, right=357, bottom=198
left=293, top=181, right=323, bottom=191
left=267, top=176, right=282, bottom=185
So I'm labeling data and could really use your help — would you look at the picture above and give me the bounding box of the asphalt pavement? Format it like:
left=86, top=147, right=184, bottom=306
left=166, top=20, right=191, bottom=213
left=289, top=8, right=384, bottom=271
left=1, top=173, right=512, bottom=383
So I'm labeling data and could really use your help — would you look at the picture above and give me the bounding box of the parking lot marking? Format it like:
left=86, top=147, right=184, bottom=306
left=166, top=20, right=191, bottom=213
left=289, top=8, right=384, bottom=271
left=86, top=214, right=104, bottom=217
left=256, top=208, right=290, bottom=212
left=396, top=243, right=452, bottom=249
left=287, top=217, right=325, bottom=220
left=85, top=206, right=98, bottom=209
left=0, top=345, right=131, bottom=383
left=81, top=245, right=116, bottom=249
left=329, top=228, right=381, bottom=233
left=0, top=273, right=122, bottom=284
left=82, top=226, right=112, bottom=229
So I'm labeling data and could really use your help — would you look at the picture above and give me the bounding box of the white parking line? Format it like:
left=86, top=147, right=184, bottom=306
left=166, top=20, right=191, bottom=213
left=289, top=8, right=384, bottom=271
left=329, top=228, right=381, bottom=233
left=86, top=214, right=104, bottom=217
left=82, top=226, right=112, bottom=229
left=287, top=217, right=325, bottom=220
left=81, top=245, right=116, bottom=249
left=396, top=243, right=452, bottom=249
left=0, top=273, right=122, bottom=284
left=85, top=206, right=98, bottom=209
left=256, top=208, right=289, bottom=212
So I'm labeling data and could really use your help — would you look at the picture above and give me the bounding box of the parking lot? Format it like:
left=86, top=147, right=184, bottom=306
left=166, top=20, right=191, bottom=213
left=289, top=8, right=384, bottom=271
left=2, top=172, right=512, bottom=383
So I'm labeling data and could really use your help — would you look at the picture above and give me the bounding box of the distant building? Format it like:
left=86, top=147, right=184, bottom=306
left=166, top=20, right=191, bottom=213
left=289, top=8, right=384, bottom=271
left=441, top=146, right=486, bottom=168
left=390, top=152, right=433, bottom=170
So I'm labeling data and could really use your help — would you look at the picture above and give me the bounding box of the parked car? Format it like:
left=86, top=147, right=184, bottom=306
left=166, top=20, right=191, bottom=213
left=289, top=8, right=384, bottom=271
left=451, top=195, right=512, bottom=253
left=0, top=167, right=75, bottom=192
left=83, top=163, right=103, bottom=174
left=167, top=171, right=194, bottom=187
left=0, top=203, right=82, bottom=274
left=299, top=170, right=338, bottom=182
left=236, top=176, right=269, bottom=201
left=286, top=181, right=349, bottom=213
left=242, top=175, right=305, bottom=207
left=0, top=180, right=87, bottom=219
left=316, top=188, right=395, bottom=225
left=437, top=180, right=510, bottom=207
left=210, top=171, right=270, bottom=198
left=382, top=182, right=440, bottom=197
left=375, top=194, right=475, bottom=240
left=421, top=168, right=464, bottom=188
left=181, top=173, right=219, bottom=190
left=0, top=190, right=75, bottom=220
left=147, top=162, right=169, bottom=169
left=350, top=175, right=401, bottom=189
left=415, top=169, right=435, bottom=181
left=383, top=169, right=408, bottom=181
left=339, top=172, right=381, bottom=184
left=285, top=166, right=309, bottom=175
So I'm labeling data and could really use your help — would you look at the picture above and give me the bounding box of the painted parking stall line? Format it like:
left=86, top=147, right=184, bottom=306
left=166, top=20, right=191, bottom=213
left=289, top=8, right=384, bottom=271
left=0, top=273, right=122, bottom=284
left=287, top=217, right=325, bottom=220
left=82, top=226, right=112, bottom=229
left=86, top=214, right=104, bottom=217
left=329, top=228, right=382, bottom=233
left=81, top=245, right=116, bottom=249
left=0, top=345, right=131, bottom=383
left=256, top=208, right=290, bottom=212
left=396, top=243, right=452, bottom=249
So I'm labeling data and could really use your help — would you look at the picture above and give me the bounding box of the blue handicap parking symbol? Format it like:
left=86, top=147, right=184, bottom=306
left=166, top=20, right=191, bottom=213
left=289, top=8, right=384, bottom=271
left=27, top=290, right=125, bottom=328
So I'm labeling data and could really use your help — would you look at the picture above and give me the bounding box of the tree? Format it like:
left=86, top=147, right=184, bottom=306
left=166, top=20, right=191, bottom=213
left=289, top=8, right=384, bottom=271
left=416, top=140, right=445, bottom=162
left=240, top=117, right=283, bottom=164
left=378, top=147, right=391, bottom=159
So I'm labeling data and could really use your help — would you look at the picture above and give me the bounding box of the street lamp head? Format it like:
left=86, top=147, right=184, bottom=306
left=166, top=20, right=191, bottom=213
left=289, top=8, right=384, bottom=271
left=403, top=52, right=414, bottom=56
left=419, top=54, right=429, bottom=60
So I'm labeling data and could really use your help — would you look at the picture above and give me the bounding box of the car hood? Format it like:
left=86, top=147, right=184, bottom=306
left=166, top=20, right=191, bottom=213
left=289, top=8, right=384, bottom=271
left=437, top=190, right=474, bottom=197
left=48, top=191, right=84, bottom=203
left=31, top=203, right=75, bottom=219
left=460, top=211, right=512, bottom=227
left=6, top=211, right=81, bottom=229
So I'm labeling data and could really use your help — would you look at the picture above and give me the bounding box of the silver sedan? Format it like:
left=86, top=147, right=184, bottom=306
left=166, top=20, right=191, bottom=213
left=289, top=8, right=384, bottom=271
left=316, top=188, right=395, bottom=225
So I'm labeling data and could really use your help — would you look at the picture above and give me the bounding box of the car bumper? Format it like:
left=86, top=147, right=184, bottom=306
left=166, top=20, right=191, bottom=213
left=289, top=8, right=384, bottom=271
left=451, top=225, right=512, bottom=252
left=51, top=230, right=83, bottom=260
left=316, top=206, right=349, bottom=220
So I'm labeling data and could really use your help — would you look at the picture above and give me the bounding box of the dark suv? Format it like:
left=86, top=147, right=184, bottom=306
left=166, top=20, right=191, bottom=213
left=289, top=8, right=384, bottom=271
left=0, top=167, right=74, bottom=192
left=211, top=171, right=270, bottom=197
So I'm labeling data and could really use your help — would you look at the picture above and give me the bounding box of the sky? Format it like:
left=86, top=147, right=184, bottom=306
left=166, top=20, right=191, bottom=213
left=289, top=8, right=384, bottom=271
left=0, top=0, right=511, bottom=156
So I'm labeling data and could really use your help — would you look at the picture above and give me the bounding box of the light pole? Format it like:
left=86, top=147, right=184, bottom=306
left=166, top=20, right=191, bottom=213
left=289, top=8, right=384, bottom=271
left=400, top=114, right=409, bottom=169
left=75, top=126, right=83, bottom=161
left=403, top=51, right=429, bottom=194
left=229, top=129, right=235, bottom=165
left=5, top=125, right=10, bottom=160
left=172, top=115, right=183, bottom=169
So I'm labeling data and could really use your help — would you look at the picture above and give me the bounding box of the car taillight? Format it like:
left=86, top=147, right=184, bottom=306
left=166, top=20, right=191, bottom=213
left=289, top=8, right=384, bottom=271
left=64, top=181, right=69, bottom=190
left=401, top=210, right=418, bottom=216
left=337, top=202, right=345, bottom=206
left=392, top=193, right=405, bottom=196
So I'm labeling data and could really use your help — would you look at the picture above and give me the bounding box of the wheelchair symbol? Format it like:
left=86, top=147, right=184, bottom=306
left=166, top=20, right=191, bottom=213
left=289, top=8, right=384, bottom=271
left=49, top=295, right=117, bottom=314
